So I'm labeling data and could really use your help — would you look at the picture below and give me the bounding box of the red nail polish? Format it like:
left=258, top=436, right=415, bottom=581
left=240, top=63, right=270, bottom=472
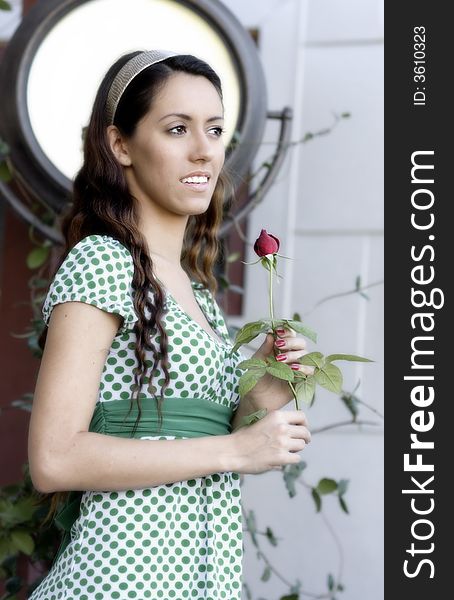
left=291, top=364, right=300, bottom=370
left=275, top=339, right=285, bottom=347
left=276, top=328, right=285, bottom=335
left=276, top=354, right=286, bottom=361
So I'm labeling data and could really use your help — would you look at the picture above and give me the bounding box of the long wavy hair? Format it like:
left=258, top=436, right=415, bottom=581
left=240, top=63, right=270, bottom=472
left=35, top=51, right=235, bottom=527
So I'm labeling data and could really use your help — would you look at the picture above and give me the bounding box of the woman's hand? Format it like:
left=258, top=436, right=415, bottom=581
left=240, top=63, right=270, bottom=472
left=244, top=327, right=315, bottom=411
left=231, top=408, right=311, bottom=474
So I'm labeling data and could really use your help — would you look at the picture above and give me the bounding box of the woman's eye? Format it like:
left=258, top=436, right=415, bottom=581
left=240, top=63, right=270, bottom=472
left=211, top=127, right=226, bottom=137
left=169, top=125, right=187, bottom=135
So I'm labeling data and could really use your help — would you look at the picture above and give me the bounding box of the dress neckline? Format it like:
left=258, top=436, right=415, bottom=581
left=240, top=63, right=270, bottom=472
left=155, top=277, right=231, bottom=349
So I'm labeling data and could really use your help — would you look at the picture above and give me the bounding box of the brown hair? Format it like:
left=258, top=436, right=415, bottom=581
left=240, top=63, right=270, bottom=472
left=35, top=51, right=235, bottom=527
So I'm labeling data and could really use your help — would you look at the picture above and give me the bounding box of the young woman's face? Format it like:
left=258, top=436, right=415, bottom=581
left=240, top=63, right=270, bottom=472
left=119, top=72, right=225, bottom=216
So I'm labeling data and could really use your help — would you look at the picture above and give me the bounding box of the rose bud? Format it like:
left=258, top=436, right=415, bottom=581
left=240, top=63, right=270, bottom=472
left=253, top=229, right=280, bottom=257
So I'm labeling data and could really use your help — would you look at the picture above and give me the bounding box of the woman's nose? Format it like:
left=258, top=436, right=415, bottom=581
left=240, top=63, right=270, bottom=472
left=189, top=130, right=214, bottom=161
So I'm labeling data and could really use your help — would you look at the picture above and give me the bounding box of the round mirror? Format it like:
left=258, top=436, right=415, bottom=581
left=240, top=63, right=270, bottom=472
left=0, top=0, right=267, bottom=211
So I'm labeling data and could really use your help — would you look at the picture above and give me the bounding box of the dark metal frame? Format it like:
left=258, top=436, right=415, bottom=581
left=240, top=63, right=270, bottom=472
left=0, top=0, right=293, bottom=243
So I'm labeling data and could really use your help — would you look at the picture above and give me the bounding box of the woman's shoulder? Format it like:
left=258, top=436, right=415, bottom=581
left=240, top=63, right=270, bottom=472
left=42, top=234, right=137, bottom=331
left=68, top=233, right=133, bottom=261
left=59, top=234, right=134, bottom=277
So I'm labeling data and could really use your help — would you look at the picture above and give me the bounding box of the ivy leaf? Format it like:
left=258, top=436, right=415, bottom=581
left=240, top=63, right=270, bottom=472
left=0, top=1, right=12, bottom=11
left=283, top=462, right=306, bottom=498
left=315, top=363, right=343, bottom=394
left=337, top=479, right=349, bottom=496
left=328, top=573, right=335, bottom=591
left=0, top=537, right=14, bottom=563
left=237, top=358, right=267, bottom=371
left=238, top=370, right=264, bottom=398
left=231, top=320, right=270, bottom=353
left=339, top=496, right=349, bottom=514
left=266, top=361, right=295, bottom=382
left=316, top=478, right=338, bottom=495
left=299, top=352, right=325, bottom=369
left=10, top=530, right=35, bottom=555
left=325, top=354, right=373, bottom=363
left=239, top=408, right=268, bottom=428
left=311, top=488, right=322, bottom=512
left=341, top=392, right=359, bottom=419
left=26, top=246, right=50, bottom=269
left=295, top=377, right=316, bottom=406
left=265, top=527, right=279, bottom=547
left=0, top=160, right=12, bottom=182
left=245, top=510, right=258, bottom=547
left=283, top=319, right=317, bottom=343
left=243, top=582, right=252, bottom=600
left=281, top=595, right=299, bottom=600
left=261, top=565, right=272, bottom=582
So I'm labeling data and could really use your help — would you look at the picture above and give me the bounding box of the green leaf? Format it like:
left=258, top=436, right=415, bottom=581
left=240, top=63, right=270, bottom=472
left=339, top=496, right=349, bottom=514
left=231, top=320, right=270, bottom=353
left=295, top=377, right=316, bottom=406
left=299, top=352, right=325, bottom=369
left=311, top=488, right=322, bottom=512
left=0, top=1, right=12, bottom=11
left=243, top=582, right=252, bottom=600
left=281, top=595, right=299, bottom=600
left=238, top=370, right=263, bottom=398
left=337, top=479, right=349, bottom=496
left=0, top=537, right=14, bottom=563
left=341, top=392, right=359, bottom=419
left=266, top=361, right=295, bottom=382
left=10, top=530, right=34, bottom=555
left=265, top=527, right=279, bottom=547
left=245, top=510, right=258, bottom=547
left=283, top=462, right=306, bottom=498
left=283, top=319, right=317, bottom=343
left=0, top=160, right=12, bottom=182
left=315, top=363, right=343, bottom=394
left=328, top=573, right=335, bottom=590
left=239, top=408, right=268, bottom=428
left=237, top=358, right=267, bottom=371
left=325, top=353, right=373, bottom=363
left=261, top=565, right=271, bottom=582
left=26, top=246, right=50, bottom=269
left=317, top=478, right=338, bottom=495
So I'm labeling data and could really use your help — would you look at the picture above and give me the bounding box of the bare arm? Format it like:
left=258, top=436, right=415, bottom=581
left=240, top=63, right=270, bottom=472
left=28, top=302, right=239, bottom=494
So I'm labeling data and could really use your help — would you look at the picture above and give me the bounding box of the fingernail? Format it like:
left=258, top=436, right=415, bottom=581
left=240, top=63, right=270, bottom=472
left=275, top=339, right=285, bottom=347
left=276, top=328, right=285, bottom=335
left=291, top=363, right=300, bottom=370
left=276, top=354, right=286, bottom=361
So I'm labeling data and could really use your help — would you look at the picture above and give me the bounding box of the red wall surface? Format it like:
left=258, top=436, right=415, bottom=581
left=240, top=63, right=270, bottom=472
left=0, top=205, right=39, bottom=485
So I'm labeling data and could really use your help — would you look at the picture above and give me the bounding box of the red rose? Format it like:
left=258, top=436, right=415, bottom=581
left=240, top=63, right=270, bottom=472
left=253, top=229, right=280, bottom=257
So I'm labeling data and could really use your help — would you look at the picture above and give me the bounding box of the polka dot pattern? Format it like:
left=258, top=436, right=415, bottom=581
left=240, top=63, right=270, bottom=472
left=32, top=234, right=246, bottom=599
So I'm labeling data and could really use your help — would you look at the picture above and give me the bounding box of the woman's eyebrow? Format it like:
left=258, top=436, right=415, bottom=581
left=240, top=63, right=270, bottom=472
left=158, top=112, right=224, bottom=123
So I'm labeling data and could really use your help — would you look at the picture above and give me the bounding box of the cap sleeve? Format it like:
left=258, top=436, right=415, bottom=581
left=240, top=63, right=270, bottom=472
left=42, top=234, right=137, bottom=335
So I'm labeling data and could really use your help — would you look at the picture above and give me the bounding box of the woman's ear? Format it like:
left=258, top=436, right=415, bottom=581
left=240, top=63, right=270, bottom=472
left=106, top=125, right=132, bottom=166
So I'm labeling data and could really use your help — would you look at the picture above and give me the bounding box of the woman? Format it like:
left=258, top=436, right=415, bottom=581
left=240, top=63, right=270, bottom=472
left=28, top=49, right=312, bottom=599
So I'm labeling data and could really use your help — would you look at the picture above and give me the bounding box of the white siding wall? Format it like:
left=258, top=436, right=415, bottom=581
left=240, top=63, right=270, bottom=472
left=222, top=1, right=384, bottom=599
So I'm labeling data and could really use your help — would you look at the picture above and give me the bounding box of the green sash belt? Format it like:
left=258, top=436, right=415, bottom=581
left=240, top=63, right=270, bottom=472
left=51, top=396, right=234, bottom=565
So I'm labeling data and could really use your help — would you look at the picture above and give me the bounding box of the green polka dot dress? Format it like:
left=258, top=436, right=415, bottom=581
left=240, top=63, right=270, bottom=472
left=30, top=234, right=246, bottom=600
